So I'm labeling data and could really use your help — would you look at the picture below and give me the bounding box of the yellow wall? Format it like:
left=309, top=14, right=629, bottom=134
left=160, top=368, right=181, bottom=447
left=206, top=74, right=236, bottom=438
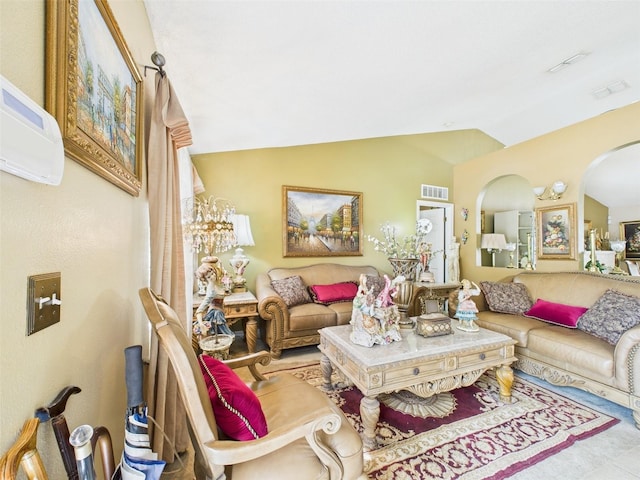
left=0, top=1, right=155, bottom=475
left=584, top=195, right=609, bottom=242
left=453, top=102, right=640, bottom=283
left=192, top=131, right=503, bottom=289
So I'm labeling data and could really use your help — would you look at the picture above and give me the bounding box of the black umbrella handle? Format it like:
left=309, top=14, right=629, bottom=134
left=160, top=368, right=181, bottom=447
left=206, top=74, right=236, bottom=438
left=124, top=345, right=145, bottom=410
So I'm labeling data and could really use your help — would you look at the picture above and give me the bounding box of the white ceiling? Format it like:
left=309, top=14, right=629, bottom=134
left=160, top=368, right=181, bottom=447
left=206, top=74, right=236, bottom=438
left=142, top=0, right=640, bottom=205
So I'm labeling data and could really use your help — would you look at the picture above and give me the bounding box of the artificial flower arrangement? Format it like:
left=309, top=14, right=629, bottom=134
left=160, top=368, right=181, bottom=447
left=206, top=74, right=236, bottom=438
left=366, top=220, right=435, bottom=261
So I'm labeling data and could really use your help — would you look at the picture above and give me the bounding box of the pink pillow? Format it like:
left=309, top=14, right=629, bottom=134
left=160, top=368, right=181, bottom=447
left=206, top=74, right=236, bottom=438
left=198, top=354, right=268, bottom=440
left=524, top=299, right=589, bottom=328
left=309, top=282, right=358, bottom=305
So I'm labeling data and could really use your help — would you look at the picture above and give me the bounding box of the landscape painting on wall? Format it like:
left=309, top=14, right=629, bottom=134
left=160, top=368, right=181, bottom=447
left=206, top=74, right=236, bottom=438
left=46, top=0, right=143, bottom=195
left=282, top=186, right=363, bottom=257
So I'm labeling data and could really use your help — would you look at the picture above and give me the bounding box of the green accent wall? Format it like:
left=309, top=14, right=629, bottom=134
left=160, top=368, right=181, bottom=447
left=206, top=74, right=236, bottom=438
left=193, top=130, right=503, bottom=290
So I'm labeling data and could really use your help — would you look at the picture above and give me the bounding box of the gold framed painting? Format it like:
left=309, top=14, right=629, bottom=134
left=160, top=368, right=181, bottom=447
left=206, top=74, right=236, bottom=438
left=282, top=185, right=363, bottom=257
left=536, top=203, right=576, bottom=260
left=620, top=220, right=640, bottom=260
left=46, top=0, right=143, bottom=196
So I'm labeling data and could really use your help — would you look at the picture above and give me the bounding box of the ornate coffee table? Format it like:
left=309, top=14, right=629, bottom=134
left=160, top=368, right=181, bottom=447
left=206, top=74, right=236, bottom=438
left=318, top=324, right=517, bottom=450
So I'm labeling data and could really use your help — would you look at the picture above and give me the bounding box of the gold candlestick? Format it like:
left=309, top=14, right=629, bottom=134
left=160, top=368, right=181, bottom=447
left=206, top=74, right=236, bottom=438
left=586, top=229, right=599, bottom=272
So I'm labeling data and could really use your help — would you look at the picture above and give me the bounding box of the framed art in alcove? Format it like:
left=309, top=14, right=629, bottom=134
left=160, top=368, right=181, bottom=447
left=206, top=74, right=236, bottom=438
left=620, top=220, right=640, bottom=259
left=282, top=185, right=363, bottom=257
left=46, top=0, right=143, bottom=196
left=536, top=203, right=576, bottom=260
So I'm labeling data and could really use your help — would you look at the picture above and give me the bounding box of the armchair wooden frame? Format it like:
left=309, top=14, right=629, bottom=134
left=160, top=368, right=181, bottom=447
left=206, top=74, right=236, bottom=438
left=139, top=287, right=366, bottom=480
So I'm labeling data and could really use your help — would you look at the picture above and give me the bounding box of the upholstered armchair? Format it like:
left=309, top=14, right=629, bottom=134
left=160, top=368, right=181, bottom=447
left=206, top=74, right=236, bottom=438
left=139, top=287, right=366, bottom=480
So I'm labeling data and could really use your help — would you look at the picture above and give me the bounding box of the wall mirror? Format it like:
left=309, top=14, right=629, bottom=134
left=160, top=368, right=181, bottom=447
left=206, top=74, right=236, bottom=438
left=582, top=141, right=640, bottom=271
left=477, top=175, right=534, bottom=268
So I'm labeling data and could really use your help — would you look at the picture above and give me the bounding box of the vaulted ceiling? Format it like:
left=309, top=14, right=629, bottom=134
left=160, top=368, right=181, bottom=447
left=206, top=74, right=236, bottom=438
left=142, top=1, right=640, bottom=206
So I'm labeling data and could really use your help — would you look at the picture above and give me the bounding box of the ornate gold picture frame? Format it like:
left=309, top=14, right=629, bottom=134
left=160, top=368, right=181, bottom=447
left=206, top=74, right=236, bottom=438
left=536, top=203, right=576, bottom=260
left=282, top=185, right=363, bottom=257
left=46, top=0, right=143, bottom=196
left=620, top=220, right=640, bottom=260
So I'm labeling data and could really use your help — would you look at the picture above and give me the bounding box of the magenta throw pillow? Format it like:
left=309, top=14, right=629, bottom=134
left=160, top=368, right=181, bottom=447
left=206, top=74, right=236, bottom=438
left=524, top=299, right=588, bottom=328
left=198, top=354, right=268, bottom=440
left=309, top=282, right=358, bottom=305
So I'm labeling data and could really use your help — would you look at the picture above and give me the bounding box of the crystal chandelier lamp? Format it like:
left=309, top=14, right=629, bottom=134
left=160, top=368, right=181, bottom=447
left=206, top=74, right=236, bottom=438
left=183, top=196, right=236, bottom=255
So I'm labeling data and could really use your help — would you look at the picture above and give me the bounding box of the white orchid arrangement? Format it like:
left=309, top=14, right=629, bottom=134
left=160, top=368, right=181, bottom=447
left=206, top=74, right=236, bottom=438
left=367, top=220, right=434, bottom=259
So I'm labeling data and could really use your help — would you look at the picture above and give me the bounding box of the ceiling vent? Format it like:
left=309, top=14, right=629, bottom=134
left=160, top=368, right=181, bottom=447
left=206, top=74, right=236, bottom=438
left=421, top=184, right=449, bottom=201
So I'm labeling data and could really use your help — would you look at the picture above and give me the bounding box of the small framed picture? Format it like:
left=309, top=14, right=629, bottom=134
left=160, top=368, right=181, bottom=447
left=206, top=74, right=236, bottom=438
left=620, top=220, right=640, bottom=259
left=282, top=185, right=363, bottom=257
left=536, top=203, right=576, bottom=260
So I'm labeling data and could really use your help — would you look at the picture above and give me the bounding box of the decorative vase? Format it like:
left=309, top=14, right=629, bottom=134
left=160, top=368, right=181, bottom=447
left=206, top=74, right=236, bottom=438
left=388, top=258, right=419, bottom=281
left=393, top=280, right=414, bottom=329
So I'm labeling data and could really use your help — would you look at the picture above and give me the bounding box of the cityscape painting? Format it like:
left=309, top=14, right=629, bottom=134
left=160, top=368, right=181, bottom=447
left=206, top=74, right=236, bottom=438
left=46, top=0, right=143, bottom=196
left=283, top=186, right=363, bottom=257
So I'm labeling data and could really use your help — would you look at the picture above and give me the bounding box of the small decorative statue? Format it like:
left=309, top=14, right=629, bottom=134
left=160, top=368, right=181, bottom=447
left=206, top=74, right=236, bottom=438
left=350, top=274, right=402, bottom=347
left=454, top=279, right=481, bottom=332
left=194, top=257, right=234, bottom=338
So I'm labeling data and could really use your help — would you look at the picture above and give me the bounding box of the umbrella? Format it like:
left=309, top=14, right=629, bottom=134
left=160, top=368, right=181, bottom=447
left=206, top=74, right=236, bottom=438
left=116, top=345, right=166, bottom=480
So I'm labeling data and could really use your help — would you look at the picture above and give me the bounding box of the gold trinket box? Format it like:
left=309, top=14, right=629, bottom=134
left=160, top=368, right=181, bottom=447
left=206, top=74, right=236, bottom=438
left=415, top=313, right=452, bottom=337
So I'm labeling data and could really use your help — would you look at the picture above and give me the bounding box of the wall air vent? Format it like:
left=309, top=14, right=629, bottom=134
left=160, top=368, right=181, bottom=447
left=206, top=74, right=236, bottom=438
left=421, top=184, right=449, bottom=201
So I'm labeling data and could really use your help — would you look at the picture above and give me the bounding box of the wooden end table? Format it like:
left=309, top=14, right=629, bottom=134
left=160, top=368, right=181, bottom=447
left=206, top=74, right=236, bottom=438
left=222, top=291, right=259, bottom=354
left=319, top=324, right=516, bottom=451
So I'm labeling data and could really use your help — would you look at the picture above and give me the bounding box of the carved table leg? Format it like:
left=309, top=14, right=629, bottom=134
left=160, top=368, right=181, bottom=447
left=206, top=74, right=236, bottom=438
left=496, top=364, right=514, bottom=403
left=360, top=396, right=380, bottom=451
left=320, top=355, right=333, bottom=390
left=245, top=316, right=258, bottom=353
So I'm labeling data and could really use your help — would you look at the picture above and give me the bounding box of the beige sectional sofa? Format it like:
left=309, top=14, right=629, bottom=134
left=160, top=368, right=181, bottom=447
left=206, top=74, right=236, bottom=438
left=256, top=263, right=381, bottom=358
left=469, top=271, right=640, bottom=428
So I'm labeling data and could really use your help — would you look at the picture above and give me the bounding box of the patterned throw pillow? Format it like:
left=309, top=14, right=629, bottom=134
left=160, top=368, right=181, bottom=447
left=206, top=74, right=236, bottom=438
left=577, top=289, right=640, bottom=345
left=479, top=281, right=533, bottom=314
left=309, top=282, right=358, bottom=305
left=271, top=275, right=312, bottom=307
left=198, top=354, right=268, bottom=440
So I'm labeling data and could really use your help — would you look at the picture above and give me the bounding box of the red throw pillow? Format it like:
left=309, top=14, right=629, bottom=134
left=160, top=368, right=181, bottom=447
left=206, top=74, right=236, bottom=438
left=198, top=354, right=268, bottom=440
left=524, top=299, right=588, bottom=328
left=309, top=282, right=358, bottom=305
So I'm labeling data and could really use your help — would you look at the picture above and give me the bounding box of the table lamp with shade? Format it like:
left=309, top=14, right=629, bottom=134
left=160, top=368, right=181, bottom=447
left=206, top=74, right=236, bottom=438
left=228, top=214, right=255, bottom=292
left=481, top=233, right=507, bottom=267
left=610, top=240, right=627, bottom=275
left=505, top=242, right=517, bottom=268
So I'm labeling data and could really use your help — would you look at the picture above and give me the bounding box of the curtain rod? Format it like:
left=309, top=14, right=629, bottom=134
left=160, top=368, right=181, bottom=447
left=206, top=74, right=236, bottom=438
left=144, top=51, right=166, bottom=77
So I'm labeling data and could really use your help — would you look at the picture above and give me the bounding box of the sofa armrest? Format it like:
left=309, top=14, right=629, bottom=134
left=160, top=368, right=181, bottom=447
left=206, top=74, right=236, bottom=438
left=614, top=324, right=640, bottom=395
left=256, top=273, right=289, bottom=357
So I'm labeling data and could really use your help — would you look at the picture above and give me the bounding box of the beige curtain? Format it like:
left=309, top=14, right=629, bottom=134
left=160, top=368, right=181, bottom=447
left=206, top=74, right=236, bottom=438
left=146, top=71, right=193, bottom=460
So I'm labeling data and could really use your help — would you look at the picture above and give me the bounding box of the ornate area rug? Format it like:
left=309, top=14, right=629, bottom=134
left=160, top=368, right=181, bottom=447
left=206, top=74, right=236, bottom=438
left=266, top=363, right=619, bottom=480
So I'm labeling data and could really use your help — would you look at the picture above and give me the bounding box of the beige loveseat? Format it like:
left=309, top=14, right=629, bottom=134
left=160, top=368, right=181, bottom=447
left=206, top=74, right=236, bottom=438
left=470, top=271, right=640, bottom=428
left=256, top=264, right=381, bottom=358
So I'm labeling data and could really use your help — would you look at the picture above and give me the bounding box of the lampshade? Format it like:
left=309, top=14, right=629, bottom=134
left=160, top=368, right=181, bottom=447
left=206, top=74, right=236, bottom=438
left=481, top=233, right=507, bottom=251
left=231, top=214, right=255, bottom=247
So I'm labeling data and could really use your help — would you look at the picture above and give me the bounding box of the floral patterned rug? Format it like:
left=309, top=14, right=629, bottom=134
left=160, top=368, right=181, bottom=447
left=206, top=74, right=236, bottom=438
left=267, top=363, right=619, bottom=480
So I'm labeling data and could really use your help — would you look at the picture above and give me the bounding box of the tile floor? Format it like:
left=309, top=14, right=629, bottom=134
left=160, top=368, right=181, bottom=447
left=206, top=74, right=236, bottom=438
left=162, top=336, right=640, bottom=480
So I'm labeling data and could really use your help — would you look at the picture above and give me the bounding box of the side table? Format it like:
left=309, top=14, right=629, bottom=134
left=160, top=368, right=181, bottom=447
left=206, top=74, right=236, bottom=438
left=222, top=291, right=259, bottom=354
left=409, top=282, right=461, bottom=317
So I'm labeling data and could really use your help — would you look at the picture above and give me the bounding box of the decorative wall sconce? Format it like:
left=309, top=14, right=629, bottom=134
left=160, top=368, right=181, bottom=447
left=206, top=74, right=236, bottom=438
left=481, top=233, right=507, bottom=267
left=533, top=181, right=567, bottom=201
